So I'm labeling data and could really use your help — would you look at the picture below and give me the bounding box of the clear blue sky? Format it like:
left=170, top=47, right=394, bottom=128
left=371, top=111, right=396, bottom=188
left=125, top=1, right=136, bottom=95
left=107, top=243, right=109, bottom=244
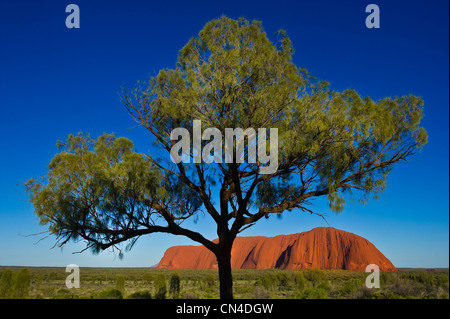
left=0, top=0, right=448, bottom=268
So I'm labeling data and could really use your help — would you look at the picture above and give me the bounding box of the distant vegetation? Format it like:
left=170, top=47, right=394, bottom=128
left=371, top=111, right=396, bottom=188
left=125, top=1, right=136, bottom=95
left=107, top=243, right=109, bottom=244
left=0, top=267, right=448, bottom=299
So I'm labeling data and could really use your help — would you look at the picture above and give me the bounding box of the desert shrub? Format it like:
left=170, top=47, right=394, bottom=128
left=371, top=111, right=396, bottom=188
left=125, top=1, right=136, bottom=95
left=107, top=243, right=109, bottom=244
left=304, top=269, right=327, bottom=288
left=276, top=272, right=290, bottom=289
left=434, top=273, right=449, bottom=288
left=154, top=274, right=167, bottom=299
left=0, top=269, right=13, bottom=298
left=250, top=286, right=270, bottom=299
left=45, top=271, right=59, bottom=281
left=116, top=275, right=126, bottom=293
left=380, top=272, right=396, bottom=286
left=372, top=289, right=402, bottom=299
left=256, top=273, right=277, bottom=290
left=11, top=268, right=31, bottom=298
left=127, top=290, right=152, bottom=299
left=203, top=274, right=216, bottom=288
left=234, top=284, right=253, bottom=297
left=169, top=272, right=181, bottom=299
left=417, top=271, right=436, bottom=287
left=98, top=288, right=123, bottom=299
left=183, top=292, right=198, bottom=299
left=339, top=278, right=362, bottom=296
left=56, top=288, right=70, bottom=294
left=34, top=274, right=43, bottom=291
left=297, top=287, right=329, bottom=299
left=142, top=273, right=153, bottom=282
left=400, top=271, right=446, bottom=288
left=294, top=272, right=306, bottom=291
left=316, top=281, right=331, bottom=291
left=388, top=279, right=424, bottom=298
left=351, top=285, right=374, bottom=299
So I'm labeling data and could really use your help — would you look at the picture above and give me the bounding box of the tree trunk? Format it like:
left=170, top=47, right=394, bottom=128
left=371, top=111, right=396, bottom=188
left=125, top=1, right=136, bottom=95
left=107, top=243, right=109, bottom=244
left=217, top=250, right=233, bottom=299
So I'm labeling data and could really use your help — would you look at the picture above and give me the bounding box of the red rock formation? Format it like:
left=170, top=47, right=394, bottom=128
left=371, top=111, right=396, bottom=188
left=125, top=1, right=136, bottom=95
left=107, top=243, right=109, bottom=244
left=157, top=227, right=397, bottom=271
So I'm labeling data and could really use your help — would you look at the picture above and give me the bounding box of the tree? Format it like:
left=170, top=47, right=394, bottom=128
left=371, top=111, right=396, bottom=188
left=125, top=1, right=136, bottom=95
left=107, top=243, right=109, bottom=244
left=116, top=275, right=126, bottom=294
left=169, top=272, right=180, bottom=299
left=25, top=17, right=427, bottom=299
left=154, top=274, right=167, bottom=299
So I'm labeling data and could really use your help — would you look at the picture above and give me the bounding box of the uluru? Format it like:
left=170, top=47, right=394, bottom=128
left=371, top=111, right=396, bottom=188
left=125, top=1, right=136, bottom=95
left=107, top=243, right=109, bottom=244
left=157, top=227, right=397, bottom=271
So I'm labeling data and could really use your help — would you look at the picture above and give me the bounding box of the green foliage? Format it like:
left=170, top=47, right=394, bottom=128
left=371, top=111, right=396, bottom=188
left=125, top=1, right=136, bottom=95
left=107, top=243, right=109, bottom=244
left=276, top=272, right=290, bottom=289
left=116, top=275, right=126, bottom=293
left=169, top=272, right=181, bottom=299
left=293, top=272, right=306, bottom=291
left=0, top=269, right=13, bottom=298
left=142, top=273, right=154, bottom=282
left=98, top=288, right=123, bottom=299
left=250, top=286, right=270, bottom=299
left=203, top=274, right=216, bottom=288
left=154, top=274, right=167, bottom=299
left=25, top=131, right=203, bottom=256
left=123, top=17, right=427, bottom=215
left=372, top=289, right=403, bottom=299
left=296, top=287, right=329, bottom=299
left=24, top=132, right=171, bottom=255
left=127, top=290, right=152, bottom=299
left=11, top=268, right=31, bottom=299
left=339, top=278, right=362, bottom=296
left=256, top=273, right=278, bottom=290
left=304, top=268, right=328, bottom=288
left=53, top=288, right=78, bottom=299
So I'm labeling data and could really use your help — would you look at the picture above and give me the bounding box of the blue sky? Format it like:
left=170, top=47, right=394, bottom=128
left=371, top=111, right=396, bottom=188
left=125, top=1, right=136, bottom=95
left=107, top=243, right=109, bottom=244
left=0, top=0, right=448, bottom=268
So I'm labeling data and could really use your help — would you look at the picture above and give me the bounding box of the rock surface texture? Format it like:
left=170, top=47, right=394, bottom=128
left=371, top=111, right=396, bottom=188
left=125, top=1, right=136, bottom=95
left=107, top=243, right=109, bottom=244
left=157, top=227, right=397, bottom=271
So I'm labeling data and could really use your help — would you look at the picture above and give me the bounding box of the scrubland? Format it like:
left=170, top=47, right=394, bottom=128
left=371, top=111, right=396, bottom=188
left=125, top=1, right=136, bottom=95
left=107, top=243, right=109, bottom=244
left=0, top=266, right=448, bottom=299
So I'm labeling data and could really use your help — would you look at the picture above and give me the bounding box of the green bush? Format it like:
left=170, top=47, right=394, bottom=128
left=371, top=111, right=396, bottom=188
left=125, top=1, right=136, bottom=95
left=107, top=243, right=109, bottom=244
left=203, top=274, right=216, bottom=288
left=257, top=273, right=277, bottom=290
left=339, top=279, right=362, bottom=296
left=250, top=286, right=270, bottom=299
left=142, top=273, right=153, bottom=282
left=294, top=272, right=306, bottom=291
left=0, top=269, right=13, bottom=298
left=276, top=272, right=290, bottom=289
left=372, top=289, right=402, bottom=299
left=304, top=269, right=327, bottom=288
left=154, top=274, right=167, bottom=299
left=169, top=272, right=181, bottom=299
left=98, top=288, right=123, bottom=299
left=297, top=287, right=329, bottom=299
left=11, top=268, right=31, bottom=298
left=127, top=290, right=152, bottom=299
left=116, top=275, right=126, bottom=293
